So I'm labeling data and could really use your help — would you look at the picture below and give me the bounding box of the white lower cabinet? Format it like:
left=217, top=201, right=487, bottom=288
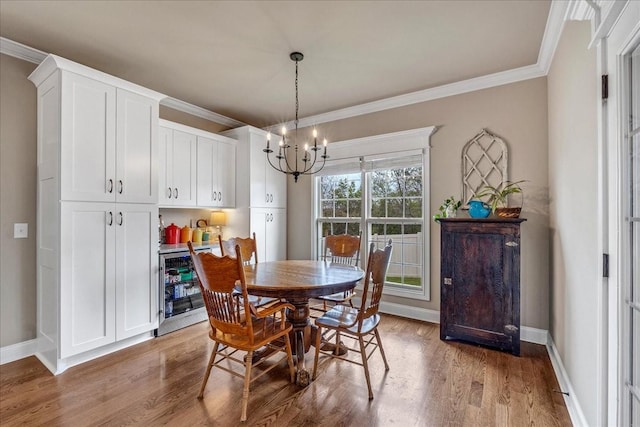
left=60, top=202, right=158, bottom=358
left=251, top=208, right=286, bottom=262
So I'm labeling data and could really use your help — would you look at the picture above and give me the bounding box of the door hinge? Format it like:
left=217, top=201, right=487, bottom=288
left=603, top=253, right=609, bottom=278
left=602, top=75, right=609, bottom=100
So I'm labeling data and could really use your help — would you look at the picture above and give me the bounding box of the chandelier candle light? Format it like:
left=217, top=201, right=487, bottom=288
left=264, top=52, right=328, bottom=182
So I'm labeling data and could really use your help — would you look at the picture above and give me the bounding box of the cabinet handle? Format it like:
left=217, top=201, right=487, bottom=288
left=174, top=188, right=178, bottom=199
left=213, top=192, right=217, bottom=201
left=443, top=277, right=452, bottom=286
left=270, top=194, right=273, bottom=203
left=107, top=179, right=114, bottom=193
left=218, top=192, right=222, bottom=201
left=117, top=212, right=123, bottom=226
left=167, top=187, right=172, bottom=198
left=266, top=193, right=269, bottom=203
left=118, top=180, right=123, bottom=194
left=107, top=211, right=113, bottom=226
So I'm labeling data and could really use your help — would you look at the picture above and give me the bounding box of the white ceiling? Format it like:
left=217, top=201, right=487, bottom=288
left=0, top=0, right=551, bottom=128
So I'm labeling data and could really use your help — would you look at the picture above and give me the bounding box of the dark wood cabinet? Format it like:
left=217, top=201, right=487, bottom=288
left=438, top=218, right=525, bottom=355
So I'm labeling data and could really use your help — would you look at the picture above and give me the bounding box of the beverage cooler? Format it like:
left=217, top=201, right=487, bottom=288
left=156, top=248, right=209, bottom=336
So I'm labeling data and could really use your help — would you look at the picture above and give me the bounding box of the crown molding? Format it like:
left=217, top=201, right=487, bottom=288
left=537, top=0, right=572, bottom=76
left=566, top=0, right=596, bottom=21
left=0, top=37, right=47, bottom=64
left=274, top=64, right=546, bottom=131
left=160, top=97, right=246, bottom=128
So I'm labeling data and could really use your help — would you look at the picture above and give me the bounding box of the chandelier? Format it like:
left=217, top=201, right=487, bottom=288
left=264, top=52, right=328, bottom=183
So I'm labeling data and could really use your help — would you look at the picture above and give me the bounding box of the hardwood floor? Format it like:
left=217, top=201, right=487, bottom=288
left=0, top=315, right=571, bottom=426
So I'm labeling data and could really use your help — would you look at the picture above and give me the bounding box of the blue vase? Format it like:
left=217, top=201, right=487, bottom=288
left=468, top=200, right=491, bottom=218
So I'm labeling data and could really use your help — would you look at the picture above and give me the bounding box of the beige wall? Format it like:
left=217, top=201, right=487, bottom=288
left=0, top=54, right=38, bottom=347
left=289, top=77, right=550, bottom=330
left=547, top=21, right=598, bottom=424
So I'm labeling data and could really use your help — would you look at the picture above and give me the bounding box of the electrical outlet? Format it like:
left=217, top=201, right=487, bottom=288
left=14, top=223, right=28, bottom=239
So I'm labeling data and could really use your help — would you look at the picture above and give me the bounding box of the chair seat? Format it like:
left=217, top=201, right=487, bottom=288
left=210, top=316, right=292, bottom=351
left=316, top=290, right=355, bottom=303
left=315, top=305, right=381, bottom=335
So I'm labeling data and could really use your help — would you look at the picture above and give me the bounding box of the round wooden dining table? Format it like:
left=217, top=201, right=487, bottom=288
left=243, top=260, right=364, bottom=386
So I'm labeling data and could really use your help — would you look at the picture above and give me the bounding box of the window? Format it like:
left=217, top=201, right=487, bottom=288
left=313, top=127, right=435, bottom=300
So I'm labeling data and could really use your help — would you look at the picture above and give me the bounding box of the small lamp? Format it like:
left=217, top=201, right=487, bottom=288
left=209, top=211, right=227, bottom=239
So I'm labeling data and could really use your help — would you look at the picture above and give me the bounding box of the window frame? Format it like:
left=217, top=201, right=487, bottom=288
left=311, top=127, right=435, bottom=301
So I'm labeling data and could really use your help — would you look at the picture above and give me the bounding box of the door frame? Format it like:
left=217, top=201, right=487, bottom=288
left=599, top=1, right=640, bottom=425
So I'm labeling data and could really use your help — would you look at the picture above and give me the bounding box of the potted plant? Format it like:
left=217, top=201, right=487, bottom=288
left=433, top=196, right=462, bottom=221
left=476, top=180, right=526, bottom=218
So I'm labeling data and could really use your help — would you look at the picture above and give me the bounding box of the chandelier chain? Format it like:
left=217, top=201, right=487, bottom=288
left=294, top=58, right=299, bottom=130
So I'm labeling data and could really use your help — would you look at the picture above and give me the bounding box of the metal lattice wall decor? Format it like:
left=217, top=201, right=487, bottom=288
left=461, top=129, right=508, bottom=206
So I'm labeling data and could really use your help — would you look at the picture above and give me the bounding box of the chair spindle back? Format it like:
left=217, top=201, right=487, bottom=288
left=358, top=239, right=393, bottom=325
left=219, top=232, right=258, bottom=265
left=324, top=232, right=361, bottom=266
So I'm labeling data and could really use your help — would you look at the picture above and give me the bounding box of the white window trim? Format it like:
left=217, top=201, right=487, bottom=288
left=311, top=126, right=436, bottom=301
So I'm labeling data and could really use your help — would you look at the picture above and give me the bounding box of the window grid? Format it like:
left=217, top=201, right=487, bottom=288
left=316, top=162, right=424, bottom=294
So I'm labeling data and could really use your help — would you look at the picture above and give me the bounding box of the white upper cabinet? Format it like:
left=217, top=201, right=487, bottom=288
left=59, top=72, right=157, bottom=203
left=158, top=124, right=197, bottom=207
left=197, top=135, right=236, bottom=208
left=222, top=126, right=286, bottom=209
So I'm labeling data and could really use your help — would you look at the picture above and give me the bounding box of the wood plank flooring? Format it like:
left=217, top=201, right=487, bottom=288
left=0, top=315, right=571, bottom=426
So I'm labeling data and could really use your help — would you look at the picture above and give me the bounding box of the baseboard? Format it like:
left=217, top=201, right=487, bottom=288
left=546, top=336, right=589, bottom=426
left=378, top=300, right=441, bottom=324
left=0, top=339, right=37, bottom=365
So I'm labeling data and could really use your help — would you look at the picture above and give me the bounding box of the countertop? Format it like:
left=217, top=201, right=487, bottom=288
left=158, top=241, right=220, bottom=254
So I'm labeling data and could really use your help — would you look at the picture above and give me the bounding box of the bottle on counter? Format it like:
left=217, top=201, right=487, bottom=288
left=159, top=214, right=165, bottom=244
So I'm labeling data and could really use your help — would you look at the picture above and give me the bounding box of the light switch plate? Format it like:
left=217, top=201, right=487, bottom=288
left=14, top=223, right=28, bottom=239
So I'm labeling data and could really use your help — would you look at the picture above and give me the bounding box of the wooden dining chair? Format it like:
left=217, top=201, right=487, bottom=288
left=188, top=242, right=295, bottom=423
left=312, top=239, right=393, bottom=400
left=313, top=232, right=362, bottom=313
left=219, top=232, right=258, bottom=265
left=219, top=233, right=277, bottom=308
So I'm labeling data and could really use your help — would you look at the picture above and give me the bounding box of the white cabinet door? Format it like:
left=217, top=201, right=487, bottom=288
left=197, top=136, right=236, bottom=208
left=158, top=126, right=172, bottom=204
left=266, top=209, right=287, bottom=261
left=196, top=136, right=215, bottom=206
left=60, top=73, right=116, bottom=202
left=249, top=134, right=268, bottom=207
left=159, top=126, right=196, bottom=206
left=250, top=131, right=286, bottom=208
left=250, top=208, right=268, bottom=261
left=217, top=139, right=236, bottom=208
left=60, top=202, right=116, bottom=358
left=250, top=208, right=286, bottom=262
left=169, top=130, right=197, bottom=206
left=115, top=204, right=159, bottom=340
left=266, top=161, right=287, bottom=208
left=115, top=89, right=158, bottom=204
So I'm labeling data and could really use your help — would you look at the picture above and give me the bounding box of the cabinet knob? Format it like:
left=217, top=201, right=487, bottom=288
left=443, top=277, right=452, bottom=286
